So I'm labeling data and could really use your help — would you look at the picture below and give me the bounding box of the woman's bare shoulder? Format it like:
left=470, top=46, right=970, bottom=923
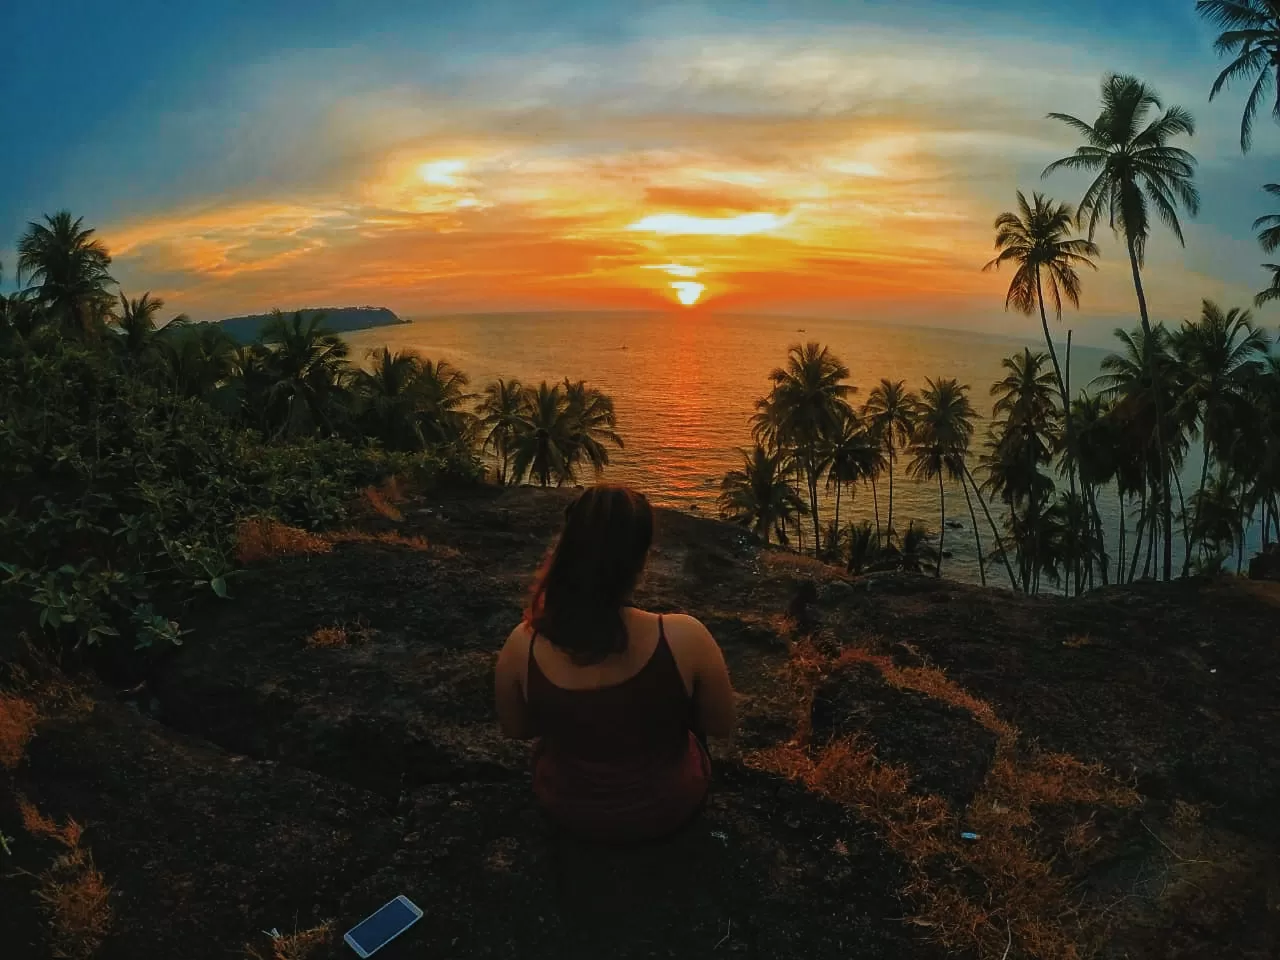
left=499, top=621, right=534, bottom=662
left=660, top=612, right=715, bottom=647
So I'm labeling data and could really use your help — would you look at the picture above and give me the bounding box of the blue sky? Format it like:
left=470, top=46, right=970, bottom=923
left=2, top=1, right=1275, bottom=341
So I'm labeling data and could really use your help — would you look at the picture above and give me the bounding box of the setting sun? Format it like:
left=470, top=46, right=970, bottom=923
left=671, top=281, right=704, bottom=306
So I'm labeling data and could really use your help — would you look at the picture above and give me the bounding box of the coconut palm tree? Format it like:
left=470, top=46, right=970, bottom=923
left=1095, top=324, right=1188, bottom=579
left=15, top=211, right=115, bottom=335
left=258, top=310, right=351, bottom=439
left=413, top=358, right=475, bottom=446
left=510, top=381, right=576, bottom=487
left=718, top=444, right=808, bottom=545
left=1068, top=392, right=1120, bottom=587
left=113, top=291, right=173, bottom=362
left=982, top=351, right=1060, bottom=592
left=1173, top=301, right=1267, bottom=568
left=845, top=520, right=877, bottom=574
left=1196, top=1, right=1280, bottom=152
left=906, top=378, right=976, bottom=578
left=351, top=348, right=431, bottom=452
left=562, top=379, right=624, bottom=478
left=862, top=379, right=917, bottom=546
left=1252, top=184, right=1280, bottom=305
left=478, top=378, right=525, bottom=485
left=156, top=320, right=236, bottom=402
left=984, top=191, right=1099, bottom=415
left=754, top=343, right=854, bottom=552
left=876, top=521, right=939, bottom=575
left=1045, top=74, right=1199, bottom=580
left=823, top=407, right=878, bottom=541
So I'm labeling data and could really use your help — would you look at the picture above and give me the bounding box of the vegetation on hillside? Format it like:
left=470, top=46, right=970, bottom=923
left=0, top=219, right=622, bottom=660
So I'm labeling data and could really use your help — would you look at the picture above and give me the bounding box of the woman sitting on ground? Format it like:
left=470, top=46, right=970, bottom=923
left=495, top=485, right=736, bottom=843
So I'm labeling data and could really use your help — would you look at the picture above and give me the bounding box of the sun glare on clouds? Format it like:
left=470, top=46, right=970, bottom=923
left=627, top=212, right=790, bottom=236
left=419, top=159, right=467, bottom=186
left=671, top=281, right=704, bottom=305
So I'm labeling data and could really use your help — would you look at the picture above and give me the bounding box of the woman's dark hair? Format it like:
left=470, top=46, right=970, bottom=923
left=527, top=485, right=654, bottom=663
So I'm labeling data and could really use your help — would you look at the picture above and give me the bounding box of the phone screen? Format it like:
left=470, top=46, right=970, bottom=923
left=346, top=897, right=420, bottom=956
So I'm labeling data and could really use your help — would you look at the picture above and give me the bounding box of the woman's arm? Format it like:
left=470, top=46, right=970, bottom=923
left=688, top=619, right=737, bottom=740
left=495, top=625, right=536, bottom=740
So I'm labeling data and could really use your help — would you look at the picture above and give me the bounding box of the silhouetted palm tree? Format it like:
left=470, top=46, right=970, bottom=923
left=1174, top=300, right=1267, bottom=567
left=845, top=520, right=877, bottom=574
left=352, top=348, right=430, bottom=451
left=113, top=291, right=175, bottom=361
left=1196, top=1, right=1280, bottom=151
left=415, top=359, right=476, bottom=446
left=718, top=444, right=808, bottom=545
left=478, top=378, right=525, bottom=485
left=754, top=343, right=854, bottom=552
left=984, top=191, right=1098, bottom=412
left=907, top=378, right=976, bottom=578
left=16, top=211, right=115, bottom=335
left=562, top=379, right=624, bottom=478
left=1045, top=74, right=1199, bottom=580
left=1252, top=183, right=1280, bottom=305
left=510, top=382, right=576, bottom=487
left=823, top=407, right=878, bottom=541
left=259, top=310, right=351, bottom=438
left=862, top=379, right=917, bottom=546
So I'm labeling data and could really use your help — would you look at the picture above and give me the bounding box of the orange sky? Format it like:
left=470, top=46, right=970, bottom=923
left=42, top=13, right=1266, bottom=341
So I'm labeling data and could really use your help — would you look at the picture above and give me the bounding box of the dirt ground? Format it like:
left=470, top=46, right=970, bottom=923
left=2, top=486, right=1277, bottom=959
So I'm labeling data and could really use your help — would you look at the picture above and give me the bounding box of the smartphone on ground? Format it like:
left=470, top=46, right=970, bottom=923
left=343, top=895, right=423, bottom=957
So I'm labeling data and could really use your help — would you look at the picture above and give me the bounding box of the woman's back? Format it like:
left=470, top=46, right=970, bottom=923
left=493, top=486, right=735, bottom=843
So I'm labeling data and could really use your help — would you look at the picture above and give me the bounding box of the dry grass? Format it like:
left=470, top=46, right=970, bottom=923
left=327, top=529, right=432, bottom=551
left=0, top=694, right=38, bottom=768
left=244, top=922, right=334, bottom=960
left=305, top=619, right=377, bottom=649
left=760, top=550, right=842, bottom=578
left=235, top=517, right=445, bottom=566
left=19, top=798, right=112, bottom=960
left=753, top=641, right=1142, bottom=960
left=837, top=647, right=1018, bottom=743
left=363, top=477, right=406, bottom=521
left=235, top=518, right=332, bottom=564
left=306, top=626, right=350, bottom=649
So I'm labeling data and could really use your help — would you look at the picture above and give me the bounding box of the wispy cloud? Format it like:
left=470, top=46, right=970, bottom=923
left=67, top=12, right=1262, bottom=324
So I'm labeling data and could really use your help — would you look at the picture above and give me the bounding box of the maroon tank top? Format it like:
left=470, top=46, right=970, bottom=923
left=526, top=616, right=711, bottom=843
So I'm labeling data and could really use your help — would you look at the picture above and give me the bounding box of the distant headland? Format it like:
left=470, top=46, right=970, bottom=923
left=216, top=306, right=406, bottom=343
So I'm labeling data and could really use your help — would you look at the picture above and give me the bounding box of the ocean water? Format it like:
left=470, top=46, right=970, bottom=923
left=348, top=311, right=1257, bottom=588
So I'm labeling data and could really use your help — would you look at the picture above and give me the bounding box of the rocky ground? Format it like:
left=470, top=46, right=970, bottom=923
left=2, top=486, right=1277, bottom=959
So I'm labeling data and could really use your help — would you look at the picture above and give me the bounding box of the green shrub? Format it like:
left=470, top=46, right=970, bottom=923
left=0, top=337, right=476, bottom=658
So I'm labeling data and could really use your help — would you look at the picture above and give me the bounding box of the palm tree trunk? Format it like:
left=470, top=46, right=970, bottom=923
left=1091, top=485, right=1109, bottom=586
left=1129, top=489, right=1147, bottom=583
left=1192, top=432, right=1211, bottom=567
left=1036, top=268, right=1077, bottom=596
left=936, top=472, right=946, bottom=579
left=833, top=482, right=843, bottom=548
left=1125, top=232, right=1172, bottom=581
left=1117, top=491, right=1126, bottom=584
left=1171, top=468, right=1191, bottom=578
left=959, top=472, right=986, bottom=587
left=808, top=464, right=822, bottom=557
left=967, top=470, right=1019, bottom=592
left=887, top=446, right=896, bottom=545
left=870, top=477, right=882, bottom=548
left=1237, top=495, right=1248, bottom=575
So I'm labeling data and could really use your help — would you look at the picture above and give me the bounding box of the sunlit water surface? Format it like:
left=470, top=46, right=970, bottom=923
left=350, top=312, right=1259, bottom=588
